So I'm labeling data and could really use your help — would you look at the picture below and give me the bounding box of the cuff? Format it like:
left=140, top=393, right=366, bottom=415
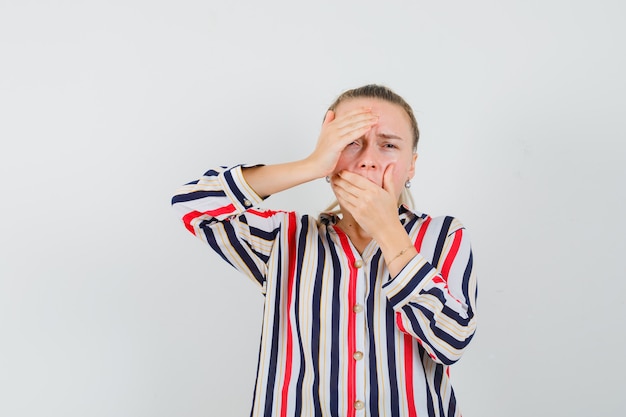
left=382, top=253, right=439, bottom=310
left=218, top=164, right=266, bottom=213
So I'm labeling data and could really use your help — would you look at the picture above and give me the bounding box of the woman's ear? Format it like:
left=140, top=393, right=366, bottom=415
left=408, top=152, right=418, bottom=179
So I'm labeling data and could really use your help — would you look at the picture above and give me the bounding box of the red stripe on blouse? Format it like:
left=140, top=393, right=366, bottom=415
left=440, top=229, right=463, bottom=281
left=397, top=312, right=436, bottom=362
left=182, top=204, right=237, bottom=234
left=279, top=212, right=298, bottom=417
left=404, top=334, right=418, bottom=417
left=247, top=208, right=286, bottom=218
left=414, top=216, right=432, bottom=252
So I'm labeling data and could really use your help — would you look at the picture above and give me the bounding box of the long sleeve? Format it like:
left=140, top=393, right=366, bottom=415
left=171, top=165, right=288, bottom=290
left=382, top=215, right=478, bottom=365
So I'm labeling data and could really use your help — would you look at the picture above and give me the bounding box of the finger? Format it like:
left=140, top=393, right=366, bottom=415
left=334, top=112, right=378, bottom=131
left=382, top=164, right=396, bottom=195
left=332, top=175, right=376, bottom=226
left=331, top=174, right=362, bottom=199
left=335, top=106, right=374, bottom=120
left=320, top=111, right=374, bottom=143
left=337, top=119, right=378, bottom=140
left=341, top=171, right=386, bottom=195
left=331, top=120, right=378, bottom=150
left=324, top=123, right=375, bottom=152
left=336, top=170, right=371, bottom=190
left=333, top=185, right=359, bottom=215
left=324, top=110, right=378, bottom=148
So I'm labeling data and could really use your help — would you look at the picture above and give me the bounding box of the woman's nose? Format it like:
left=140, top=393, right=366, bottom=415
left=359, top=159, right=376, bottom=169
left=358, top=145, right=377, bottom=169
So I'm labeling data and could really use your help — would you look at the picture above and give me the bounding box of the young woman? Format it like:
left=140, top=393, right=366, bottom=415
left=172, top=85, right=477, bottom=417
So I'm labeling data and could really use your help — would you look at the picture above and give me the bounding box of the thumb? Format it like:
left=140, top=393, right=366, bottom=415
left=382, top=164, right=396, bottom=194
left=323, top=110, right=335, bottom=125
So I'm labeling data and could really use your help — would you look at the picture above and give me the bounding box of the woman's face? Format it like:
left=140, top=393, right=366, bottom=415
left=333, top=97, right=417, bottom=200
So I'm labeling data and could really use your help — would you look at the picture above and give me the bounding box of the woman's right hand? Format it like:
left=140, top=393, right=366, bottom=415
left=241, top=107, right=378, bottom=199
left=305, top=108, right=379, bottom=178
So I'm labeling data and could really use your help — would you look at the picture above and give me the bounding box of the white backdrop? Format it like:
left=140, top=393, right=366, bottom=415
left=1, top=1, right=625, bottom=416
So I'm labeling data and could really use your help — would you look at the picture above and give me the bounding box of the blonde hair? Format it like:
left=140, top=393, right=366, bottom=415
left=322, top=84, right=419, bottom=214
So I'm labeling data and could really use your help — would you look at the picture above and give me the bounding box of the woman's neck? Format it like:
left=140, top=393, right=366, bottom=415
left=336, top=213, right=372, bottom=254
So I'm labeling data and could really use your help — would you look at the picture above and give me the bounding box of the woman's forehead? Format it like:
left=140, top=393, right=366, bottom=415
left=336, top=97, right=412, bottom=135
left=335, top=97, right=405, bottom=118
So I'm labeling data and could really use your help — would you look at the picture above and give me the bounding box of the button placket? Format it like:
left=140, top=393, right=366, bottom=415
left=353, top=256, right=367, bottom=414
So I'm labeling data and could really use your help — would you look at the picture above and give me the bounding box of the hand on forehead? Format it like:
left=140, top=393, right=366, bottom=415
left=334, top=97, right=413, bottom=142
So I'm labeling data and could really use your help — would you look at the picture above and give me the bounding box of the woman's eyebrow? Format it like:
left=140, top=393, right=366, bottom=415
left=377, top=132, right=406, bottom=141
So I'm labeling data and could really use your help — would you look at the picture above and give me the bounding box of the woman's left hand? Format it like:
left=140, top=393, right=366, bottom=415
left=330, top=165, right=400, bottom=239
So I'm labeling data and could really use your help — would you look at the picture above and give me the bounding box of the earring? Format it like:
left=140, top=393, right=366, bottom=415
left=404, top=180, right=411, bottom=189
left=325, top=176, right=331, bottom=183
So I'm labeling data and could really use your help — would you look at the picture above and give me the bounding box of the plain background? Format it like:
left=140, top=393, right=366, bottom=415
left=1, top=1, right=625, bottom=416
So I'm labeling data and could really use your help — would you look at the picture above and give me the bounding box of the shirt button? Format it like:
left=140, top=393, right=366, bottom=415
left=354, top=259, right=363, bottom=268
left=354, top=400, right=365, bottom=410
left=353, top=304, right=364, bottom=313
left=353, top=351, right=364, bottom=360
left=243, top=199, right=252, bottom=207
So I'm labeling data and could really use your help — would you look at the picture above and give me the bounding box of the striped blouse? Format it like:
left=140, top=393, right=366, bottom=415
left=171, top=165, right=478, bottom=417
